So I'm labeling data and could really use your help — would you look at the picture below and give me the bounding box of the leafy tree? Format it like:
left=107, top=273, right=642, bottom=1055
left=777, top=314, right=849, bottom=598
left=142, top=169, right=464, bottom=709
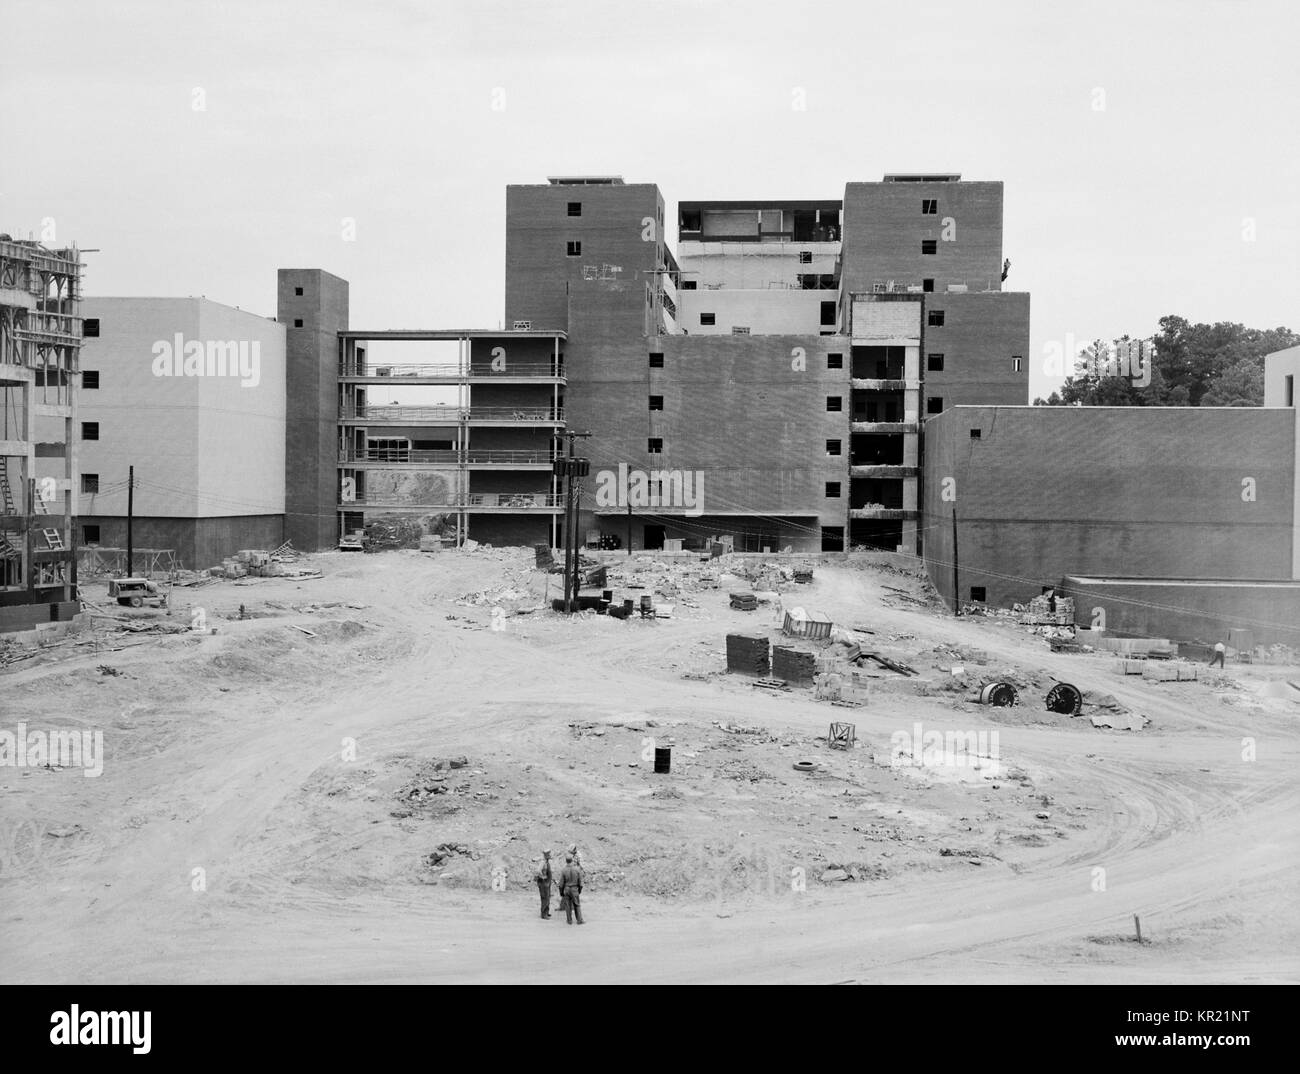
left=1201, top=359, right=1266, bottom=407
left=1035, top=318, right=1298, bottom=407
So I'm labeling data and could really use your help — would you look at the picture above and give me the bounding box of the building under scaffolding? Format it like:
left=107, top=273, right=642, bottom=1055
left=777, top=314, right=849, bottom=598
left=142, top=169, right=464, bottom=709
left=0, top=235, right=83, bottom=632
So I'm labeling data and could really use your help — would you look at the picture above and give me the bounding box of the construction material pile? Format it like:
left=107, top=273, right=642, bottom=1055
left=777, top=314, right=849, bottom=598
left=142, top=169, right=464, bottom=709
left=726, top=633, right=770, bottom=676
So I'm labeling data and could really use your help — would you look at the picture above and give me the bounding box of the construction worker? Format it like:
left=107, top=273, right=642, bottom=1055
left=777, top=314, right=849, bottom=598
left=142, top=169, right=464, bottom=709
left=567, top=842, right=582, bottom=870
left=1210, top=640, right=1227, bottom=669
left=558, top=853, right=584, bottom=925
left=534, top=850, right=553, bottom=919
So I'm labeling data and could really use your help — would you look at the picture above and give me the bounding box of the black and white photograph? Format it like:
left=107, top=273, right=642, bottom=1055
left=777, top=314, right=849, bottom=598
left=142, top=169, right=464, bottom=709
left=0, top=0, right=1294, bottom=1049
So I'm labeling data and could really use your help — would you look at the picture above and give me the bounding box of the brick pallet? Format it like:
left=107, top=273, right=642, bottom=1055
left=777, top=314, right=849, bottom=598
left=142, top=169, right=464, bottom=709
left=726, top=633, right=770, bottom=676
left=772, top=645, right=817, bottom=685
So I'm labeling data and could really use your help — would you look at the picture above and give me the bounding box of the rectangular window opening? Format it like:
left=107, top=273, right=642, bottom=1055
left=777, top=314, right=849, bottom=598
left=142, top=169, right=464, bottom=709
left=82, top=370, right=100, bottom=390
left=649, top=395, right=664, bottom=411
left=927, top=353, right=944, bottom=372
left=647, top=437, right=663, bottom=454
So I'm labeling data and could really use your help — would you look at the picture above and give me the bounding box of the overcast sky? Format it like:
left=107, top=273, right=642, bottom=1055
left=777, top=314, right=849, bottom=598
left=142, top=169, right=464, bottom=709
left=3, top=0, right=1296, bottom=400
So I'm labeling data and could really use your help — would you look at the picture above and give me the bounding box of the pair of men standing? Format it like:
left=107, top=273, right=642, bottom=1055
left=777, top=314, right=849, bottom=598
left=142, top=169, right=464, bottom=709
left=534, top=846, right=584, bottom=924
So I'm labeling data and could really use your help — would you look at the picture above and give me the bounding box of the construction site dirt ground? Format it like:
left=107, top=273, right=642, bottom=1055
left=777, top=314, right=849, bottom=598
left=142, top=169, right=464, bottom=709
left=2, top=550, right=1297, bottom=984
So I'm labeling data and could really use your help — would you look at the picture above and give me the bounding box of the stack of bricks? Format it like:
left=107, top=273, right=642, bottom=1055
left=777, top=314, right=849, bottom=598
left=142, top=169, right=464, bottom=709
left=772, top=645, right=817, bottom=685
left=726, top=633, right=770, bottom=676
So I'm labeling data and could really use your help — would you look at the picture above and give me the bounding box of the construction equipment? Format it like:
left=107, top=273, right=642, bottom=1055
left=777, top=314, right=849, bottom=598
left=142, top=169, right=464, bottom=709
left=108, top=577, right=167, bottom=609
left=338, top=531, right=367, bottom=552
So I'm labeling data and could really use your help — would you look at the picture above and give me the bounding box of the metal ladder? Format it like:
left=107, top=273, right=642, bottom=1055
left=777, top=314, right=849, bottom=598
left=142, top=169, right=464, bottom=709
left=0, top=467, right=15, bottom=516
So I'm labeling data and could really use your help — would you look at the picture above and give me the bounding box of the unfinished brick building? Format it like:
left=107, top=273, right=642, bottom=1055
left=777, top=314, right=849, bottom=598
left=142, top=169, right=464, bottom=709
left=0, top=236, right=83, bottom=632
left=287, top=172, right=1031, bottom=553
left=503, top=173, right=1029, bottom=553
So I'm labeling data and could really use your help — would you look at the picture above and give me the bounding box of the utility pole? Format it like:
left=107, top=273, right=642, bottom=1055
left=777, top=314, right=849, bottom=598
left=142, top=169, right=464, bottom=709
left=553, top=432, right=591, bottom=614
left=951, top=507, right=960, bottom=617
left=126, top=465, right=134, bottom=578
left=627, top=502, right=632, bottom=556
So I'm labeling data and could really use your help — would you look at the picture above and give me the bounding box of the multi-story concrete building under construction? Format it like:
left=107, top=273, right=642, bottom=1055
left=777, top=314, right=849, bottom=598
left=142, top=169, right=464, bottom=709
left=286, top=172, right=1031, bottom=555
left=0, top=236, right=84, bottom=633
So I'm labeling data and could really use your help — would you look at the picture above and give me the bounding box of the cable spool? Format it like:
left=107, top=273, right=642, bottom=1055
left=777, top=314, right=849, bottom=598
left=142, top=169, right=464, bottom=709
left=1045, top=682, right=1083, bottom=715
left=979, top=681, right=1019, bottom=707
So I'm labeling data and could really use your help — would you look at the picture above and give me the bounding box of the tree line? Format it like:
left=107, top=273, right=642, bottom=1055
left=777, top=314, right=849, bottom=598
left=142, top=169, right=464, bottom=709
left=1033, top=316, right=1298, bottom=407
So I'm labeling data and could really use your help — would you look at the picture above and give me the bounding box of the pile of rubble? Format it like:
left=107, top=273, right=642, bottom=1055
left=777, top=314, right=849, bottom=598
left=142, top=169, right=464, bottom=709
left=206, top=544, right=320, bottom=581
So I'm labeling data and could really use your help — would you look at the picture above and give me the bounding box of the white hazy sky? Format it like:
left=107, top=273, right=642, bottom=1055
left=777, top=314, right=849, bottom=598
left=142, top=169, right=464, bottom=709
left=3, top=0, right=1297, bottom=400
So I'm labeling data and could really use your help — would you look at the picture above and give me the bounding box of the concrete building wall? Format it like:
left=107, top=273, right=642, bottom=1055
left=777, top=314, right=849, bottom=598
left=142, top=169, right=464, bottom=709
left=923, top=406, right=1299, bottom=612
left=79, top=514, right=284, bottom=570
left=194, top=301, right=286, bottom=518
left=1264, top=345, right=1300, bottom=407
left=70, top=298, right=202, bottom=518
left=70, top=297, right=285, bottom=520
left=280, top=269, right=348, bottom=551
left=676, top=241, right=840, bottom=288
left=842, top=180, right=1004, bottom=295
left=1062, top=576, right=1300, bottom=647
left=921, top=291, right=1031, bottom=412
left=504, top=182, right=664, bottom=332
left=676, top=289, right=832, bottom=335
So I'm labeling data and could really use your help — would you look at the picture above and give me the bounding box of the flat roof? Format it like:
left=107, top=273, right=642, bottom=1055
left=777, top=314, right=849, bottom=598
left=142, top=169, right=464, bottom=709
left=679, top=200, right=842, bottom=213
left=546, top=176, right=624, bottom=185
left=882, top=173, right=962, bottom=182
left=338, top=329, right=566, bottom=341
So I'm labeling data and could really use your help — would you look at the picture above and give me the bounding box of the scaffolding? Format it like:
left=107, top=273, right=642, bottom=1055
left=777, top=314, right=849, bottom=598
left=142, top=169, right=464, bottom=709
left=0, top=235, right=83, bottom=608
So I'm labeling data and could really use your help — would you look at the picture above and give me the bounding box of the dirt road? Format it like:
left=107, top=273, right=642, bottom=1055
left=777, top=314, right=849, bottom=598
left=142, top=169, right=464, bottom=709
left=2, top=551, right=1296, bottom=982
